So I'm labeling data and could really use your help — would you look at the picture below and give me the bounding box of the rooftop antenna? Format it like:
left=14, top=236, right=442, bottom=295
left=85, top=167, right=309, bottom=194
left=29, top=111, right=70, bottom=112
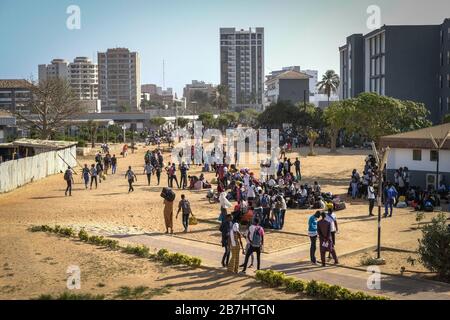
left=163, top=59, right=165, bottom=90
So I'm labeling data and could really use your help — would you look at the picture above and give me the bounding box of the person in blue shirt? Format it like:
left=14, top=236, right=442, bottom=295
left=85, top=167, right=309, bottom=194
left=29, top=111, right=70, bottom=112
left=308, top=211, right=322, bottom=264
left=384, top=182, right=398, bottom=218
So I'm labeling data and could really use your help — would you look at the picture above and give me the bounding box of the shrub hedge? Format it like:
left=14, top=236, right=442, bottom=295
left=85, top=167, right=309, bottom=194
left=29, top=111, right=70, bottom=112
left=29, top=225, right=202, bottom=268
left=255, top=270, right=389, bottom=300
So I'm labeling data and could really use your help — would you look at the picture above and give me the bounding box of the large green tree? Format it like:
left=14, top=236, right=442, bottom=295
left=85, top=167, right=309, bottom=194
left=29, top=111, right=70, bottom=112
left=323, top=100, right=357, bottom=153
left=353, top=92, right=431, bottom=144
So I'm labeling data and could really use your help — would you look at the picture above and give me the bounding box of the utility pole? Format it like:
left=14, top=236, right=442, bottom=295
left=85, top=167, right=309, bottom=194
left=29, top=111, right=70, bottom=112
left=430, top=130, right=450, bottom=191
left=371, top=142, right=390, bottom=260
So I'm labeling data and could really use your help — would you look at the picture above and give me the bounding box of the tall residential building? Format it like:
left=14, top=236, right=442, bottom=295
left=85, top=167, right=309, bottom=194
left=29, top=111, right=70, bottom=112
left=68, top=57, right=98, bottom=101
left=220, top=27, right=264, bottom=110
left=39, top=57, right=100, bottom=113
left=339, top=18, right=450, bottom=123
left=38, top=59, right=69, bottom=82
left=98, top=48, right=141, bottom=112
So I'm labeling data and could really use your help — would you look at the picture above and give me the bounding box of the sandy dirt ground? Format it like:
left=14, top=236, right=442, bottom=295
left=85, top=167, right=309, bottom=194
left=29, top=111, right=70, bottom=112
left=0, top=143, right=446, bottom=299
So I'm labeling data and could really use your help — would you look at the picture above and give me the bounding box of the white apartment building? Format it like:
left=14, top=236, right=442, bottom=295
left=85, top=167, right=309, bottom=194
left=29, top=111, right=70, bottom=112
left=69, top=57, right=98, bottom=101
left=98, top=48, right=141, bottom=112
left=38, top=59, right=69, bottom=82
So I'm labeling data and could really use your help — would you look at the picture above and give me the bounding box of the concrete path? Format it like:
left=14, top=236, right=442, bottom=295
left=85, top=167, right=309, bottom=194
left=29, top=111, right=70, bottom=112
left=113, top=232, right=450, bottom=300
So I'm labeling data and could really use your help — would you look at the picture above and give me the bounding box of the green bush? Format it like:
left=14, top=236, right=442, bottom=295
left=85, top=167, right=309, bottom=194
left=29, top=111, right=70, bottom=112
left=255, top=270, right=389, bottom=300
left=77, top=140, right=87, bottom=148
left=418, top=213, right=450, bottom=281
left=155, top=249, right=202, bottom=267
left=35, top=292, right=105, bottom=300
left=78, top=229, right=89, bottom=241
left=123, top=245, right=150, bottom=258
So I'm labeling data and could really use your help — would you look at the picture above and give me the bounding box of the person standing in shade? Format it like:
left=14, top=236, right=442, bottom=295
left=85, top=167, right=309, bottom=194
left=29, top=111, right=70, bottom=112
left=241, top=218, right=264, bottom=273
left=294, top=157, right=301, bottom=181
left=125, top=166, right=137, bottom=193
left=308, top=211, right=321, bottom=265
left=64, top=166, right=74, bottom=196
left=163, top=197, right=175, bottom=234
left=82, top=164, right=90, bottom=189
left=143, top=162, right=154, bottom=186
left=227, top=222, right=244, bottom=274
left=90, top=164, right=98, bottom=189
left=317, top=211, right=338, bottom=266
left=111, top=154, right=117, bottom=174
left=176, top=194, right=194, bottom=232
left=220, top=214, right=233, bottom=267
left=368, top=181, right=376, bottom=216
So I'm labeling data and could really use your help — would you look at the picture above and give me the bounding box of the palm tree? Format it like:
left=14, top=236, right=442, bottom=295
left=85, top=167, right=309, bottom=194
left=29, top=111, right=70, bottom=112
left=317, top=70, right=340, bottom=104
left=214, top=84, right=229, bottom=111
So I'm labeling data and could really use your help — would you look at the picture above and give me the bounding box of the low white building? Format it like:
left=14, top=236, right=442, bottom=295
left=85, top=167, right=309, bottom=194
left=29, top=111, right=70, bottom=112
left=380, top=123, right=450, bottom=190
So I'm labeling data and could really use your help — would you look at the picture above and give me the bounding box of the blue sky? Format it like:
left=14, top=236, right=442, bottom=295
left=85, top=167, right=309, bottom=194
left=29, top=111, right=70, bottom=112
left=0, top=0, right=449, bottom=96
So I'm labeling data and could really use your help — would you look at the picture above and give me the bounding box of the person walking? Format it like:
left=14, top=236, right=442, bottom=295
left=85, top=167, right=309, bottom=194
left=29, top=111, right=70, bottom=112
left=308, top=211, right=321, bottom=265
left=90, top=164, right=98, bottom=189
left=317, top=211, right=338, bottom=266
left=241, top=218, right=264, bottom=273
left=155, top=164, right=162, bottom=185
left=368, top=181, right=376, bottom=216
left=125, top=166, right=137, bottom=193
left=111, top=154, right=117, bottom=175
left=143, top=162, right=154, bottom=186
left=176, top=194, right=194, bottom=232
left=82, top=164, right=90, bottom=189
left=220, top=214, right=233, bottom=267
left=96, top=162, right=104, bottom=184
left=64, top=166, right=74, bottom=196
left=384, top=182, right=398, bottom=218
left=227, top=222, right=244, bottom=274
left=163, top=197, right=175, bottom=234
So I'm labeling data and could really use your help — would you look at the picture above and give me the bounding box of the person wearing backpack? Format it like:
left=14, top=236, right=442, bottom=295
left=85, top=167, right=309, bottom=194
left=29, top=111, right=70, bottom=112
left=125, top=166, right=137, bottom=193
left=241, top=218, right=264, bottom=273
left=64, top=166, right=74, bottom=196
left=176, top=194, right=194, bottom=233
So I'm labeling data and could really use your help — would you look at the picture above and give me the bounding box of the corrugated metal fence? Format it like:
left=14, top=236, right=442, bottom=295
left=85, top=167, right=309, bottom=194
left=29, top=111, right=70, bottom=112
left=0, top=146, right=77, bottom=193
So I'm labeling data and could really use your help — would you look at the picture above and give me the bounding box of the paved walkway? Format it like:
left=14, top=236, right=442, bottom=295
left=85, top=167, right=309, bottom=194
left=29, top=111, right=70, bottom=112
left=113, top=232, right=450, bottom=300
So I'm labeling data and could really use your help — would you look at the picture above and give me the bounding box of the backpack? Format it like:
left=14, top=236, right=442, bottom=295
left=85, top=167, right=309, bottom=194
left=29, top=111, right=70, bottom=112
left=251, top=226, right=262, bottom=248
left=261, top=195, right=269, bottom=207
left=64, top=170, right=70, bottom=181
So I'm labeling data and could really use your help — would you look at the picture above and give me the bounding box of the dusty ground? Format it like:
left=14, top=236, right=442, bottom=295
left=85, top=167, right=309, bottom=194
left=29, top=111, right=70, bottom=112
left=0, top=143, right=446, bottom=299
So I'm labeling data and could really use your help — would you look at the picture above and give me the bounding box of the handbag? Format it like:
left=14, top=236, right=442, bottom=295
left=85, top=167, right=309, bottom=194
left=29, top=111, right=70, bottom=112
left=189, top=216, right=198, bottom=225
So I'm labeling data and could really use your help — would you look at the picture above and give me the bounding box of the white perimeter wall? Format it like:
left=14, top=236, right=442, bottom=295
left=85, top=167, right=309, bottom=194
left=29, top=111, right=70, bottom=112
left=387, top=148, right=450, bottom=172
left=0, top=146, right=77, bottom=193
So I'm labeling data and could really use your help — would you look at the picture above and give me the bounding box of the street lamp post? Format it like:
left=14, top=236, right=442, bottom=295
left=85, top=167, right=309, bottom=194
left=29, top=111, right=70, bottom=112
left=371, top=142, right=390, bottom=260
left=121, top=124, right=127, bottom=143
left=430, top=130, right=450, bottom=191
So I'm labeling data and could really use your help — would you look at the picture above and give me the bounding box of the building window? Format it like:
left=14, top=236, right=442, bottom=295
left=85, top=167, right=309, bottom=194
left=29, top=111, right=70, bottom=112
left=413, top=150, right=422, bottom=161
left=440, top=75, right=443, bottom=88
left=430, top=150, right=439, bottom=162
